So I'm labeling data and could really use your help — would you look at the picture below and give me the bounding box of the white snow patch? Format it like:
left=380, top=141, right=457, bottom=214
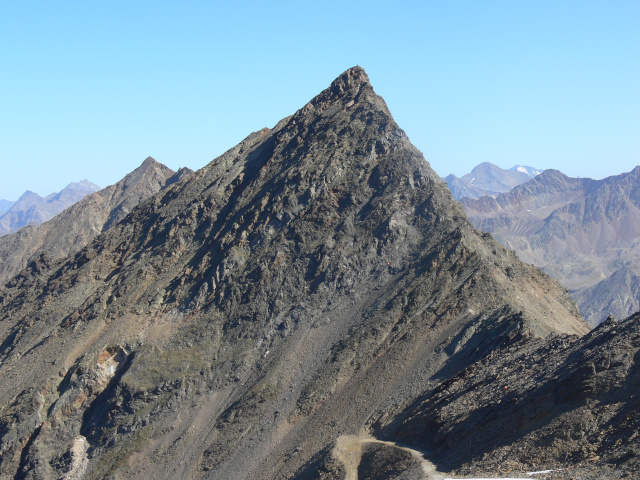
left=443, top=470, right=553, bottom=480
left=517, top=166, right=528, bottom=174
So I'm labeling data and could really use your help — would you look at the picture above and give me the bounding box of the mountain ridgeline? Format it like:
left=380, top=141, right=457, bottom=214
left=462, top=167, right=640, bottom=326
left=444, top=162, right=541, bottom=200
left=0, top=180, right=100, bottom=236
left=0, top=157, right=190, bottom=285
left=2, top=67, right=635, bottom=480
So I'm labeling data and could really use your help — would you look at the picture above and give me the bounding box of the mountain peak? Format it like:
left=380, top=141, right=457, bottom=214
left=292, top=66, right=384, bottom=125
left=331, top=65, right=370, bottom=91
left=17, top=190, right=41, bottom=200
left=509, top=165, right=542, bottom=178
left=0, top=67, right=587, bottom=479
left=62, top=180, right=101, bottom=192
left=140, top=156, right=160, bottom=168
left=118, top=157, right=175, bottom=195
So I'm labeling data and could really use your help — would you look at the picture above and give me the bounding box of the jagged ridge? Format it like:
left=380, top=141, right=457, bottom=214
left=0, top=157, right=190, bottom=285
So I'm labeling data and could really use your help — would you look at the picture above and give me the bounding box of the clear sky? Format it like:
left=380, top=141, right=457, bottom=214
left=1, top=1, right=638, bottom=200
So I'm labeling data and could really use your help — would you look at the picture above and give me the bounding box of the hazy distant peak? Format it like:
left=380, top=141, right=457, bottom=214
left=62, top=180, right=101, bottom=193
left=49, top=181, right=100, bottom=204
left=509, top=165, right=543, bottom=177
left=444, top=162, right=545, bottom=200
left=17, top=190, right=42, bottom=201
left=472, top=161, right=500, bottom=171
left=0, top=199, right=13, bottom=215
left=0, top=182, right=100, bottom=236
left=526, top=168, right=574, bottom=187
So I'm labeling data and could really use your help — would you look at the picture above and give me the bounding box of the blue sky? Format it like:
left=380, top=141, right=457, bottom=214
left=1, top=1, right=638, bottom=200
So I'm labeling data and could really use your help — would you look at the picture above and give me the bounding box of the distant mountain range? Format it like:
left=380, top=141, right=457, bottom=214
left=461, top=166, right=640, bottom=326
left=0, top=157, right=191, bottom=285
left=0, top=180, right=100, bottom=235
left=0, top=200, right=13, bottom=215
left=443, top=162, right=542, bottom=200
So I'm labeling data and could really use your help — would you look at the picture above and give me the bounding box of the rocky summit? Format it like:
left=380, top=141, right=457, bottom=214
left=0, top=67, right=594, bottom=479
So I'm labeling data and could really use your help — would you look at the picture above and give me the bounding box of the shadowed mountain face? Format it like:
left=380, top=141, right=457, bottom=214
left=462, top=167, right=640, bottom=326
left=394, top=312, right=640, bottom=479
left=0, top=67, right=585, bottom=479
left=0, top=180, right=100, bottom=236
left=0, top=157, right=189, bottom=285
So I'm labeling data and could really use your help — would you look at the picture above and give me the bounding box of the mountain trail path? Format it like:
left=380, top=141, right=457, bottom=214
left=333, top=435, right=549, bottom=480
left=333, top=434, right=444, bottom=479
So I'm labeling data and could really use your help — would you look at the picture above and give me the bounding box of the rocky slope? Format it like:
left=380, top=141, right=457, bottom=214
left=0, top=67, right=587, bottom=479
left=0, top=157, right=188, bottom=285
left=461, top=167, right=640, bottom=326
left=391, top=312, right=640, bottom=479
left=0, top=180, right=100, bottom=236
left=444, top=162, right=541, bottom=200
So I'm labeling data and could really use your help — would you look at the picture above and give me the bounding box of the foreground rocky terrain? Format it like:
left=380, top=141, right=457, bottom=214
left=391, top=312, right=640, bottom=479
left=0, top=180, right=100, bottom=236
left=0, top=157, right=189, bottom=285
left=1, top=67, right=635, bottom=480
left=461, top=167, right=640, bottom=326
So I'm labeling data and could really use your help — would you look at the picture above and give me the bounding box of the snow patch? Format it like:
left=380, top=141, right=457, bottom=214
left=443, top=470, right=553, bottom=480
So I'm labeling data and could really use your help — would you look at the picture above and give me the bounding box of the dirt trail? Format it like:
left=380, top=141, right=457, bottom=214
left=332, top=435, right=544, bottom=480
left=333, top=434, right=444, bottom=480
